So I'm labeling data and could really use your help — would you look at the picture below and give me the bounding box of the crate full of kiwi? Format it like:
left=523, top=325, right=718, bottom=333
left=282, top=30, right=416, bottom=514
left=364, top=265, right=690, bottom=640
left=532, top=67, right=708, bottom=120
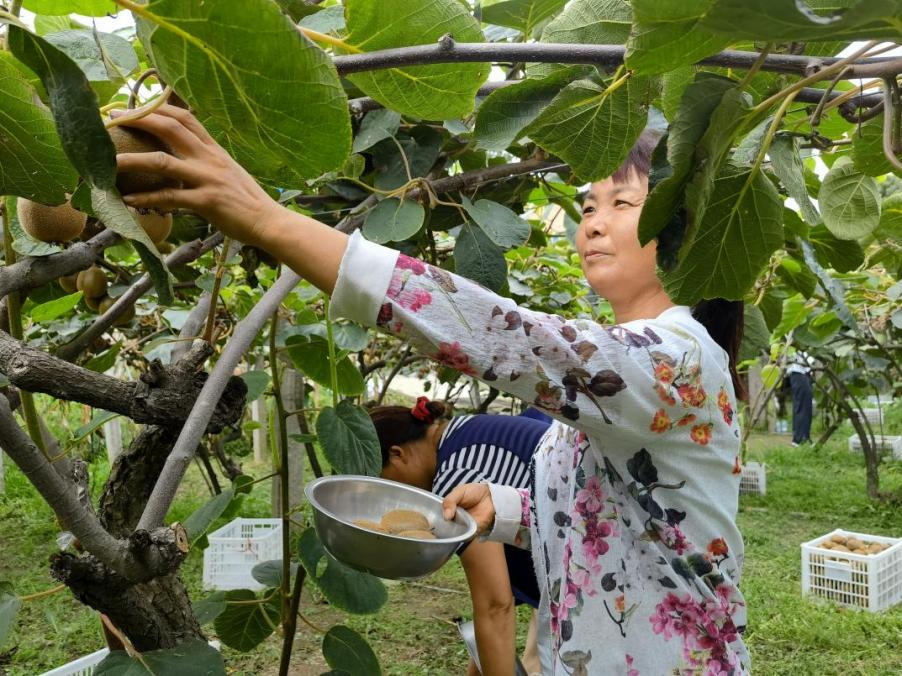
left=801, top=529, right=902, bottom=612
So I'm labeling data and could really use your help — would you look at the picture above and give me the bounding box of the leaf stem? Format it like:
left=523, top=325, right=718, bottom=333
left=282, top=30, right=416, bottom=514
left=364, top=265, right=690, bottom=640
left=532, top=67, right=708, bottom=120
left=202, top=237, right=232, bottom=344
left=297, top=26, right=360, bottom=54
left=737, top=44, right=772, bottom=90
left=18, top=583, right=66, bottom=602
left=323, top=299, right=339, bottom=408
left=104, top=86, right=173, bottom=129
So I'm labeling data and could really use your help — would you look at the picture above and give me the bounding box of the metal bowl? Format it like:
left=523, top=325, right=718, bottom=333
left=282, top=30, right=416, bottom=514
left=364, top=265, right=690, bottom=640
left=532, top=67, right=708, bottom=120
left=305, top=475, right=477, bottom=580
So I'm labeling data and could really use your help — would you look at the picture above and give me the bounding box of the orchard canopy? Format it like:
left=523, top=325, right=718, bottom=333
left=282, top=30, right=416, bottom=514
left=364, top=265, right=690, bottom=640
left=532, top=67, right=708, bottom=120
left=0, top=0, right=899, bottom=674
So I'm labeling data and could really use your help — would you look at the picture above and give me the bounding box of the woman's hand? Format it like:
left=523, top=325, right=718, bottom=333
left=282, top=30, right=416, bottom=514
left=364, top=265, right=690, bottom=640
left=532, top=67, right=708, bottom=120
left=443, top=483, right=496, bottom=535
left=112, top=104, right=282, bottom=247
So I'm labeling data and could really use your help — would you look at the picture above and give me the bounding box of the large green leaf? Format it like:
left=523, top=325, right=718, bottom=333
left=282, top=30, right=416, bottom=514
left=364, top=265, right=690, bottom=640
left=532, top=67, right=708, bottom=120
left=28, top=292, right=83, bottom=323
left=0, top=53, right=76, bottom=203
left=213, top=589, right=280, bottom=652
left=529, top=0, right=630, bottom=76
left=876, top=192, right=902, bottom=242
left=43, top=30, right=138, bottom=86
left=661, top=167, right=783, bottom=303
left=315, top=400, right=381, bottom=476
left=23, top=0, right=115, bottom=14
left=240, top=370, right=271, bottom=403
left=183, top=488, right=236, bottom=542
left=700, top=0, right=901, bottom=41
left=809, top=224, right=864, bottom=273
left=851, top=117, right=896, bottom=178
left=352, top=109, right=402, bottom=154
left=91, top=187, right=174, bottom=305
left=192, top=591, right=227, bottom=626
left=777, top=256, right=817, bottom=298
left=453, top=223, right=508, bottom=292
left=136, top=0, right=351, bottom=183
left=625, top=0, right=732, bottom=75
left=363, top=198, right=425, bottom=244
left=739, top=304, right=770, bottom=362
left=251, top=560, right=299, bottom=589
left=524, top=74, right=651, bottom=183
left=322, top=626, right=381, bottom=676
left=0, top=582, right=20, bottom=648
left=769, top=135, right=821, bottom=226
left=372, top=127, right=443, bottom=190
left=298, top=528, right=388, bottom=614
left=7, top=26, right=117, bottom=189
left=285, top=336, right=365, bottom=395
left=638, top=74, right=736, bottom=244
left=773, top=293, right=810, bottom=337
left=94, top=639, right=225, bottom=675
left=474, top=66, right=581, bottom=151
left=482, top=0, right=568, bottom=34
left=461, top=196, right=530, bottom=249
left=818, top=156, right=881, bottom=240
left=343, top=0, right=490, bottom=119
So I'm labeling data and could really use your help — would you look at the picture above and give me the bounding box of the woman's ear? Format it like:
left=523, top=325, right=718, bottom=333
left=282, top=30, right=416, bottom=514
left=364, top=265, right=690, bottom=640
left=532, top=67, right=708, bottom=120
left=387, top=444, right=406, bottom=464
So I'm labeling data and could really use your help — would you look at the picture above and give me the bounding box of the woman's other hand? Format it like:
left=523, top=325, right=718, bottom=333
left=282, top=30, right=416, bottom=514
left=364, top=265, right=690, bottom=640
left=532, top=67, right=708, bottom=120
left=443, top=483, right=495, bottom=535
left=112, top=104, right=282, bottom=247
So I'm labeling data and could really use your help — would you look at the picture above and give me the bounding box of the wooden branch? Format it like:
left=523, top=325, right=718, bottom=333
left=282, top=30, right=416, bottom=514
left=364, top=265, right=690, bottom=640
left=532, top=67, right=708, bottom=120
left=137, top=269, right=301, bottom=531
left=0, top=330, right=245, bottom=431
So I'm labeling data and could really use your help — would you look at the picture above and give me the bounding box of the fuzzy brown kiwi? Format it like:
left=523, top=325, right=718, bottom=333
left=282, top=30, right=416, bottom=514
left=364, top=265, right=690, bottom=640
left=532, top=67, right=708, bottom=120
left=58, top=273, right=79, bottom=294
left=131, top=208, right=173, bottom=243
left=379, top=509, right=430, bottom=534
left=76, top=266, right=107, bottom=300
left=397, top=529, right=436, bottom=540
left=17, top=197, right=86, bottom=243
left=108, top=125, right=182, bottom=195
left=98, top=296, right=135, bottom=325
left=83, top=292, right=103, bottom=311
left=352, top=519, right=389, bottom=534
left=155, top=240, right=176, bottom=254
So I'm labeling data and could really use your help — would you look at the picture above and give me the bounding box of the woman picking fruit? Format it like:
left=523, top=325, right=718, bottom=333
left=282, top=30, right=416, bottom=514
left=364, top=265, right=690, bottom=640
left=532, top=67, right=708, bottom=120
left=114, top=104, right=749, bottom=675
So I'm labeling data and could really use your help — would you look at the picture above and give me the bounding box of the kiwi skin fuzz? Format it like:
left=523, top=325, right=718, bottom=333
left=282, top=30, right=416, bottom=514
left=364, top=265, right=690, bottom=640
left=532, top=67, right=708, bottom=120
left=76, top=266, right=107, bottom=300
left=108, top=125, right=182, bottom=196
left=17, top=198, right=86, bottom=243
left=59, top=273, right=79, bottom=294
left=131, top=208, right=173, bottom=243
left=98, top=296, right=136, bottom=325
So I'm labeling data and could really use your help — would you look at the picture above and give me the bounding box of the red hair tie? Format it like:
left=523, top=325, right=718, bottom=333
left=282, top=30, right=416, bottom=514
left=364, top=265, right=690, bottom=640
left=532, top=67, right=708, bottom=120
left=411, top=396, right=434, bottom=423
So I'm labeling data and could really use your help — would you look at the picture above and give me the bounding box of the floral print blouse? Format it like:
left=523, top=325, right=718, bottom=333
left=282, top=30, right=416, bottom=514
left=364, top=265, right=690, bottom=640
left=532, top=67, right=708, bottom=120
left=331, top=232, right=749, bottom=675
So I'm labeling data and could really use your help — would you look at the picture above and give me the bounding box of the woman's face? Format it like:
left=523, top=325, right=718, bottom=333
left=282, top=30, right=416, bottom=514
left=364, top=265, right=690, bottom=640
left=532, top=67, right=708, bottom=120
left=575, top=170, right=660, bottom=302
left=380, top=436, right=437, bottom=491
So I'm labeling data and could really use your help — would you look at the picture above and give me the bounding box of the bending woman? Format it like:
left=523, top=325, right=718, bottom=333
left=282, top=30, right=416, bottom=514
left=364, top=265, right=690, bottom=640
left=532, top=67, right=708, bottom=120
left=116, top=106, right=749, bottom=675
left=372, top=398, right=548, bottom=675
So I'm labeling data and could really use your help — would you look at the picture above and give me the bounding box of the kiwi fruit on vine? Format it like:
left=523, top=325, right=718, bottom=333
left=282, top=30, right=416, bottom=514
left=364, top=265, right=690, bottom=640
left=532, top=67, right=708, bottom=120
left=380, top=509, right=430, bottom=534
left=108, top=125, right=182, bottom=195
left=397, top=529, right=436, bottom=540
left=58, top=273, right=79, bottom=294
left=17, top=197, right=86, bottom=243
left=130, top=207, right=173, bottom=243
left=83, top=292, right=103, bottom=311
left=79, top=217, right=106, bottom=242
left=98, top=296, right=135, bottom=325
left=155, top=240, right=176, bottom=255
left=76, top=266, right=107, bottom=300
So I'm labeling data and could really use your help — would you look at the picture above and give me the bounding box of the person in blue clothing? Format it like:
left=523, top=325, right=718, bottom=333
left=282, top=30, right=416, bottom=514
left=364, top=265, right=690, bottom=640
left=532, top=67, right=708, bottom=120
left=370, top=397, right=550, bottom=676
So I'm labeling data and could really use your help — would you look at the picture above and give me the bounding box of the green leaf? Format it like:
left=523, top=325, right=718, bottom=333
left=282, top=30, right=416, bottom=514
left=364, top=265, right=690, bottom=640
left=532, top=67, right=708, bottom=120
left=28, top=292, right=83, bottom=323
left=352, top=109, right=401, bottom=154
left=298, top=5, right=346, bottom=33
left=0, top=53, right=77, bottom=203
left=136, top=0, right=351, bottom=183
left=526, top=74, right=651, bottom=183
left=777, top=256, right=817, bottom=298
left=192, top=591, right=227, bottom=626
left=43, top=30, right=138, bottom=86
left=298, top=528, right=388, bottom=614
left=7, top=26, right=117, bottom=189
left=362, top=199, right=425, bottom=244
left=372, top=127, right=443, bottom=190
left=660, top=65, right=694, bottom=122
left=91, top=187, right=174, bottom=305
left=251, top=560, right=299, bottom=589
left=851, top=117, right=895, bottom=178
left=482, top=0, right=568, bottom=34
left=240, top=370, right=270, bottom=403
left=0, top=581, right=20, bottom=648
left=213, top=589, right=280, bottom=652
left=474, top=66, right=581, bottom=151
left=700, top=0, right=901, bottom=41
left=799, top=239, right=856, bottom=329
left=808, top=310, right=842, bottom=341
left=84, top=344, right=122, bottom=373
left=71, top=410, right=119, bottom=443
left=343, top=0, right=490, bottom=119
left=23, top=0, right=116, bottom=16
left=739, top=304, right=770, bottom=362
left=461, top=196, right=530, bottom=249
left=761, top=363, right=782, bottom=390
left=625, top=0, right=732, bottom=75
left=769, top=135, right=821, bottom=226
left=315, top=401, right=381, bottom=476
left=638, top=74, right=736, bottom=244
left=183, top=488, right=236, bottom=542
left=322, top=626, right=381, bottom=676
left=286, top=336, right=365, bottom=395
left=661, top=167, right=783, bottom=304
left=818, top=156, right=881, bottom=240
left=773, top=294, right=809, bottom=337
left=530, top=0, right=631, bottom=77
left=94, top=639, right=225, bottom=675
left=332, top=323, right=370, bottom=352
left=290, top=433, right=317, bottom=444
left=809, top=224, right=864, bottom=273
left=876, top=192, right=902, bottom=242
left=453, top=223, right=508, bottom=292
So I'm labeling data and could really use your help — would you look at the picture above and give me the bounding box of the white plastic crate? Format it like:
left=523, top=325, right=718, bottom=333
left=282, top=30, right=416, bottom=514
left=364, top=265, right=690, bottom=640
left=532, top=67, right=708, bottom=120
left=847, top=435, right=902, bottom=459
left=40, top=649, right=110, bottom=676
left=739, top=461, right=766, bottom=496
left=203, top=517, right=282, bottom=590
left=801, top=529, right=902, bottom=612
left=862, top=408, right=884, bottom=426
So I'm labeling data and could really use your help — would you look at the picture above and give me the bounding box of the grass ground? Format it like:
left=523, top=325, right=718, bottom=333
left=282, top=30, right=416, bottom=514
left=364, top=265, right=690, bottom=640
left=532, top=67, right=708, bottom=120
left=2, top=431, right=901, bottom=675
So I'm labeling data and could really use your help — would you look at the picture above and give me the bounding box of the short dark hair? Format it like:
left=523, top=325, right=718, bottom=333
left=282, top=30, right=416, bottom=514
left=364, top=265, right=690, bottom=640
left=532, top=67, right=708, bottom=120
left=610, top=128, right=663, bottom=184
